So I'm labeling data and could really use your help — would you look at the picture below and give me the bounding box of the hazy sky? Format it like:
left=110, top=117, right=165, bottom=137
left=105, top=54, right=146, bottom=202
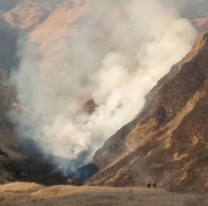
left=1, top=0, right=208, bottom=18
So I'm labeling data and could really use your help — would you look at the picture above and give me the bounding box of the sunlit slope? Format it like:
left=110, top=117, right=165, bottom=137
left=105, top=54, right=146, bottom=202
left=89, top=33, right=208, bottom=194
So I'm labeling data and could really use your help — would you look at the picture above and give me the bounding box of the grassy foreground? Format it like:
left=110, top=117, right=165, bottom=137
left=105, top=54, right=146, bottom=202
left=0, top=182, right=208, bottom=206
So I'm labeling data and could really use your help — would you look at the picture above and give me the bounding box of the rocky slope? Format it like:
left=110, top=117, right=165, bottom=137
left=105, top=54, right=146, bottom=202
left=88, top=33, right=208, bottom=194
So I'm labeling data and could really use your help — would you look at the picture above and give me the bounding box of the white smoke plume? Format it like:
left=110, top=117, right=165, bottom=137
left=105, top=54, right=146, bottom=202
left=11, top=0, right=197, bottom=173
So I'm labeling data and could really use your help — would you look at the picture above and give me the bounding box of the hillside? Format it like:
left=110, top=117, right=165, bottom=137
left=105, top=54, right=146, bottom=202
left=1, top=0, right=208, bottom=198
left=2, top=0, right=70, bottom=30
left=0, top=16, right=23, bottom=184
left=89, top=33, right=208, bottom=194
left=29, top=0, right=90, bottom=73
left=0, top=66, right=22, bottom=184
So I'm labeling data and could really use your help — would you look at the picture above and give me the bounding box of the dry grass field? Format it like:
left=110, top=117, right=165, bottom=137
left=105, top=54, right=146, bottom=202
left=0, top=182, right=207, bottom=206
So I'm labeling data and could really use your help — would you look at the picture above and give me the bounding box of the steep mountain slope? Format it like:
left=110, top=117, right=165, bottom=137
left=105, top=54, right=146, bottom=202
left=0, top=9, right=23, bottom=185
left=0, top=18, right=21, bottom=185
left=89, top=33, right=208, bottom=193
left=29, top=0, right=89, bottom=72
left=2, top=0, right=70, bottom=30
left=0, top=2, right=86, bottom=185
left=0, top=66, right=22, bottom=184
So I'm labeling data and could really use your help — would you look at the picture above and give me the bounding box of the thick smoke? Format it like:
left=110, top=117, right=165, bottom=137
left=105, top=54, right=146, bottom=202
left=11, top=0, right=197, bottom=174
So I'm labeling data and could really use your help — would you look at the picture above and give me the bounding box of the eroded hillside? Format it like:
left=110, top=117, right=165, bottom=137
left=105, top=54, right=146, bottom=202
left=89, top=33, right=208, bottom=194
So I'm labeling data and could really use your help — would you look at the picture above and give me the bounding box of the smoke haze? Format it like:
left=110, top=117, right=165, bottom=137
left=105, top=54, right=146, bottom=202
left=11, top=0, right=197, bottom=174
